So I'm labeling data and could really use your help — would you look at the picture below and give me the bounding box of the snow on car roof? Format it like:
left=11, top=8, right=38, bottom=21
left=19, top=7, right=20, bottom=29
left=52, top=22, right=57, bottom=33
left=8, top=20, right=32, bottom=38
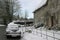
left=7, top=24, right=18, bottom=28
left=8, top=22, right=18, bottom=26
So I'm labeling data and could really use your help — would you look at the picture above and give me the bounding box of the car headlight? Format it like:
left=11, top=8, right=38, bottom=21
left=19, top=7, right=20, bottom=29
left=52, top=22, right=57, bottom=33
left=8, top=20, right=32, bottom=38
left=6, top=30, right=10, bottom=34
left=6, top=29, right=10, bottom=32
left=6, top=29, right=12, bottom=34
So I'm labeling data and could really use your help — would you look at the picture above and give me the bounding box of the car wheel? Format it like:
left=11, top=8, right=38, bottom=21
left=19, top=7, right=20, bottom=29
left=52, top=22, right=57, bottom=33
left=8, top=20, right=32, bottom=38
left=17, top=36, right=21, bottom=39
left=6, top=35, right=10, bottom=39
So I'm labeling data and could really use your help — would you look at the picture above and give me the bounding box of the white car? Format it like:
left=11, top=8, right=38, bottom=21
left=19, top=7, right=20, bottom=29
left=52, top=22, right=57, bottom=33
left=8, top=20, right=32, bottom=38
left=6, top=23, right=21, bottom=38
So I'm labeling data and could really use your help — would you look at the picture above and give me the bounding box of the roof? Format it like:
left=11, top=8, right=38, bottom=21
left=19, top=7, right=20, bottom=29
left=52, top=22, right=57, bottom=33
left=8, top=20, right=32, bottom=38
left=33, top=0, right=47, bottom=13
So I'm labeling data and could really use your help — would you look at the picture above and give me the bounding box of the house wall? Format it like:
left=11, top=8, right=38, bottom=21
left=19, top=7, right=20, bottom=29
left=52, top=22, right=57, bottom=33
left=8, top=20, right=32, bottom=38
left=34, top=0, right=60, bottom=28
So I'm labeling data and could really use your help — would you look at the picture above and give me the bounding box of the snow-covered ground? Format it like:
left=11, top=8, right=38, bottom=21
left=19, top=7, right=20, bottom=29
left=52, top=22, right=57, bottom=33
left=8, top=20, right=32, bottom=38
left=20, top=27, right=60, bottom=40
left=21, top=32, right=46, bottom=40
left=0, top=24, right=6, bottom=26
left=31, top=28, right=60, bottom=40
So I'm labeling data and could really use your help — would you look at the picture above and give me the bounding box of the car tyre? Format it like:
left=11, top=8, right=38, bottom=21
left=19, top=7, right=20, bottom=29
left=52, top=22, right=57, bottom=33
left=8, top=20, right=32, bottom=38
left=17, top=36, right=21, bottom=39
left=6, top=35, right=10, bottom=39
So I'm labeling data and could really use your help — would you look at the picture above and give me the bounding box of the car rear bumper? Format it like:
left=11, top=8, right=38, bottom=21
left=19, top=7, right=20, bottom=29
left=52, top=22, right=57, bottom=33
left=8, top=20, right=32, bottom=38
left=6, top=34, right=21, bottom=37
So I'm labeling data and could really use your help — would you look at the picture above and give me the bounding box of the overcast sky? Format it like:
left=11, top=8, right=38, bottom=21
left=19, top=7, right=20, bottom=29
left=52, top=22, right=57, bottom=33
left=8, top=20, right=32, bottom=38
left=18, top=0, right=47, bottom=19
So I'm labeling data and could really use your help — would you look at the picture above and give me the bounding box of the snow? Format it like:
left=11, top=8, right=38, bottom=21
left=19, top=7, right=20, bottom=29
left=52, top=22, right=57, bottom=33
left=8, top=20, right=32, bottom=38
left=22, top=32, right=46, bottom=40
left=20, top=27, right=60, bottom=40
left=0, top=24, right=5, bottom=26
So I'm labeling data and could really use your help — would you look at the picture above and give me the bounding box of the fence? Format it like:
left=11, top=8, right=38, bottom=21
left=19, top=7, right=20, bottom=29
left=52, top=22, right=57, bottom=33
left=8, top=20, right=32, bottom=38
left=24, top=27, right=60, bottom=40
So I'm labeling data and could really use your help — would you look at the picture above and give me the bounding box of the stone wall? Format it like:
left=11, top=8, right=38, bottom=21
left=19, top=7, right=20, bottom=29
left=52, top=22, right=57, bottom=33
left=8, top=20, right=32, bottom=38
left=34, top=0, right=60, bottom=29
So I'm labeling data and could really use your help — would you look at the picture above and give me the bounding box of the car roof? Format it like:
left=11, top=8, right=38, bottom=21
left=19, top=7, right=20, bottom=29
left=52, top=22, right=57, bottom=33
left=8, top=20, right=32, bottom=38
left=7, top=24, right=18, bottom=28
left=8, top=22, right=18, bottom=26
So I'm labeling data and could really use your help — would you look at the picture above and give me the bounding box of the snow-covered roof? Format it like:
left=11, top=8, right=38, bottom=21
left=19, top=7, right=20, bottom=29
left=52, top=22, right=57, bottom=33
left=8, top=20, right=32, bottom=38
left=33, top=0, right=47, bottom=13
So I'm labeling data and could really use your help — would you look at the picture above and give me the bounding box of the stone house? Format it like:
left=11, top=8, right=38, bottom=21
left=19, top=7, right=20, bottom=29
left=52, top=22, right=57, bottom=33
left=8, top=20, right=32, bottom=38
left=33, top=0, right=60, bottom=29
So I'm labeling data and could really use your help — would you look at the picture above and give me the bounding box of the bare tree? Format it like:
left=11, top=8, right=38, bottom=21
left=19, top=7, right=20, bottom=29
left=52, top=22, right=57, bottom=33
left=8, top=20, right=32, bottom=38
left=1, top=0, right=21, bottom=25
left=0, top=0, right=21, bottom=25
left=25, top=10, right=28, bottom=20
